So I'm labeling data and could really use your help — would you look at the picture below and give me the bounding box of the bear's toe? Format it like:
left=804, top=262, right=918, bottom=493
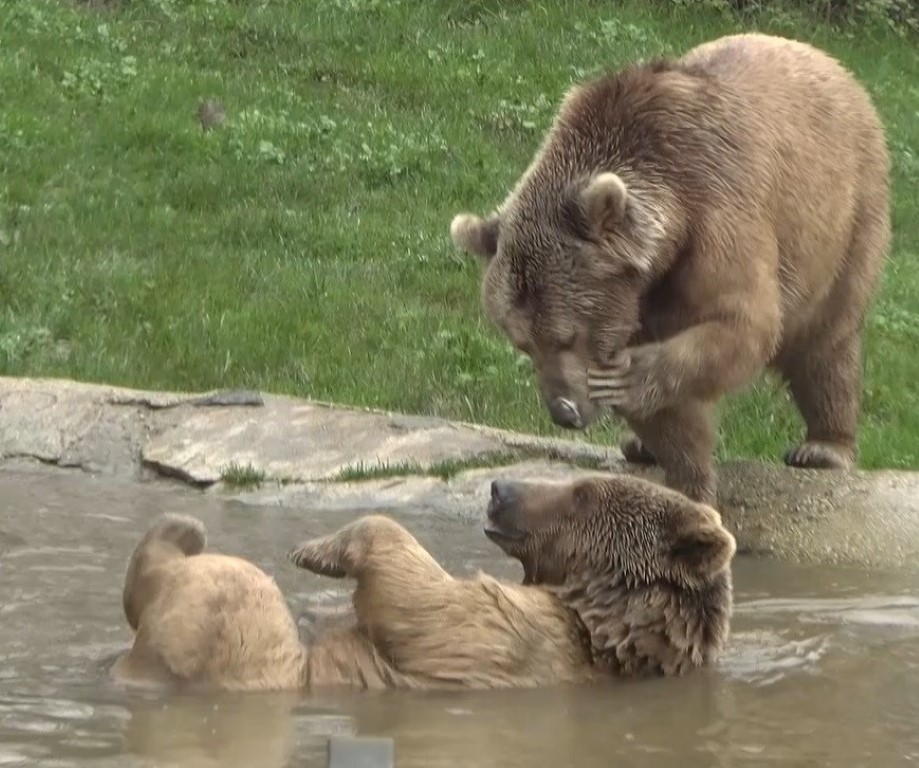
left=621, top=435, right=657, bottom=465
left=783, top=441, right=853, bottom=470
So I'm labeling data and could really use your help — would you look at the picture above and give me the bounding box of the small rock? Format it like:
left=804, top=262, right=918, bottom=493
left=196, top=99, right=226, bottom=132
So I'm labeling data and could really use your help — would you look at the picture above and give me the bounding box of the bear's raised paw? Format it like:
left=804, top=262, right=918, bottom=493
left=288, top=536, right=348, bottom=578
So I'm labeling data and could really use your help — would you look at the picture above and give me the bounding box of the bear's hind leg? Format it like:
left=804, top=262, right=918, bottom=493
left=781, top=331, right=862, bottom=470
left=781, top=166, right=890, bottom=470
left=780, top=192, right=888, bottom=471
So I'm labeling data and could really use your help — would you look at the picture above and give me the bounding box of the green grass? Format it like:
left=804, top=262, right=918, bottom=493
left=334, top=455, right=518, bottom=483
left=1, top=0, right=916, bottom=469
left=220, top=461, right=266, bottom=489
left=334, top=449, right=609, bottom=483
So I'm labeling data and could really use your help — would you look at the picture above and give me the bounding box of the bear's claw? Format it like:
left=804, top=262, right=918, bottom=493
left=783, top=441, right=853, bottom=470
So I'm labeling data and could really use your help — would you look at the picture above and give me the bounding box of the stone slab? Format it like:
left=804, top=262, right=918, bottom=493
left=141, top=394, right=508, bottom=485
left=0, top=376, right=620, bottom=484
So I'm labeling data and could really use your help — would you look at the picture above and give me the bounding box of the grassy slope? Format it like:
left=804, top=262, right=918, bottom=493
left=1, top=0, right=916, bottom=468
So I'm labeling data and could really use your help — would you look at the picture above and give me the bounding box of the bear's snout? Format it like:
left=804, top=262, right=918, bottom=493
left=548, top=397, right=584, bottom=429
left=490, top=479, right=519, bottom=507
left=485, top=480, right=525, bottom=544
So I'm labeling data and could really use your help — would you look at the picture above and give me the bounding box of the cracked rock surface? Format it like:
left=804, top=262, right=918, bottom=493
left=1, top=375, right=918, bottom=573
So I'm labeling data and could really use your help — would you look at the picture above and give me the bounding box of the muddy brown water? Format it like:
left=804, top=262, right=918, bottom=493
left=1, top=467, right=918, bottom=767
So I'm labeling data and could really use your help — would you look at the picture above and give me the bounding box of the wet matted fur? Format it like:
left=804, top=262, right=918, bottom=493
left=111, top=474, right=735, bottom=691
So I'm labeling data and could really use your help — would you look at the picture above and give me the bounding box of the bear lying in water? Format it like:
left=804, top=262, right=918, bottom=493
left=110, top=475, right=736, bottom=691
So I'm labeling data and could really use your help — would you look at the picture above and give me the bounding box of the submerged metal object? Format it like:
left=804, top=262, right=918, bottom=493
left=328, top=735, right=395, bottom=768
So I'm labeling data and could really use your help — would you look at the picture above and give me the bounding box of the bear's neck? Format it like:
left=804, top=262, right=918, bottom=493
left=549, top=570, right=733, bottom=677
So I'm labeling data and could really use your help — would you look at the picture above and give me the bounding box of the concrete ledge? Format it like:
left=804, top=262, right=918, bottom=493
left=0, top=376, right=620, bottom=483
left=1, top=375, right=917, bottom=573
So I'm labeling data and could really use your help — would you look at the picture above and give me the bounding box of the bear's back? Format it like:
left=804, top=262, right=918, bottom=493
left=681, top=32, right=885, bottom=173
left=679, top=33, right=889, bottom=324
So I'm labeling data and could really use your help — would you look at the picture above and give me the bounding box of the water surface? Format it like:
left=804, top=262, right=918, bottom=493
left=1, top=467, right=917, bottom=767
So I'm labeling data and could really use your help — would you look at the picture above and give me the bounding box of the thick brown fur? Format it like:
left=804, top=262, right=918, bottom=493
left=485, top=476, right=735, bottom=675
left=111, top=475, right=735, bottom=691
left=449, top=33, right=891, bottom=504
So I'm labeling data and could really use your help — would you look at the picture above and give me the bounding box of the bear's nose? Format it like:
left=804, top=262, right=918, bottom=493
left=490, top=480, right=517, bottom=506
left=550, top=397, right=583, bottom=429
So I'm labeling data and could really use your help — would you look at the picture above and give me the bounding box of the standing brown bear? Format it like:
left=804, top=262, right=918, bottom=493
left=450, top=33, right=891, bottom=505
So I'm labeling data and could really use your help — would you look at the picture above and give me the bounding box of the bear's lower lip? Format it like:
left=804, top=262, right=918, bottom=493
left=483, top=525, right=523, bottom=543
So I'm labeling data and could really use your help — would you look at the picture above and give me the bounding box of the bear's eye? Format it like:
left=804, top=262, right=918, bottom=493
left=542, top=320, right=576, bottom=351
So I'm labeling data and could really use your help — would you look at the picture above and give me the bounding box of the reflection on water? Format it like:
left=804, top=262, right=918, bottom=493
left=120, top=690, right=308, bottom=768
left=1, top=467, right=918, bottom=767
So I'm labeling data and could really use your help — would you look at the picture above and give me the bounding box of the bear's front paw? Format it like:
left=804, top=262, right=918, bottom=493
left=620, top=434, right=657, bottom=465
left=587, top=344, right=673, bottom=418
left=288, top=537, right=347, bottom=578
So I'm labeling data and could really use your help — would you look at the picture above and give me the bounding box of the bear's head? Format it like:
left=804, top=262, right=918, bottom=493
left=483, top=473, right=734, bottom=587
left=449, top=70, right=690, bottom=431
left=450, top=169, right=671, bottom=430
left=483, top=473, right=736, bottom=675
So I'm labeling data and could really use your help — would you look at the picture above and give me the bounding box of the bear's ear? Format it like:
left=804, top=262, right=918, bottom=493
left=450, top=213, right=500, bottom=262
left=580, top=173, right=629, bottom=236
left=668, top=512, right=736, bottom=582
